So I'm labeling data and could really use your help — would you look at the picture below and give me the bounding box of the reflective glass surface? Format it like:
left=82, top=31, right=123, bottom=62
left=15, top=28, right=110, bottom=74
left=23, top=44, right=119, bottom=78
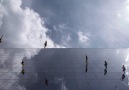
left=0, top=49, right=129, bottom=90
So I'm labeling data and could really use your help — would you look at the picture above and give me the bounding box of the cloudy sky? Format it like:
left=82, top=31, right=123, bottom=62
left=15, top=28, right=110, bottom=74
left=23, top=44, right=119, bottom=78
left=1, top=0, right=129, bottom=48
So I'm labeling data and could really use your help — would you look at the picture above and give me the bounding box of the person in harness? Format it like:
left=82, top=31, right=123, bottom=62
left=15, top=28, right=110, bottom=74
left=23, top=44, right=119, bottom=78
left=44, top=41, right=47, bottom=48
left=21, top=61, right=24, bottom=67
left=104, top=61, right=108, bottom=69
left=0, top=35, right=3, bottom=43
left=122, top=65, right=126, bottom=73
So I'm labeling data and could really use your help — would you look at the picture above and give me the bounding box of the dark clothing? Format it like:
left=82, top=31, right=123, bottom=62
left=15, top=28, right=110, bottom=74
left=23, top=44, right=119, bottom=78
left=0, top=35, right=3, bottom=43
left=21, top=61, right=24, bottom=66
left=45, top=79, right=48, bottom=86
left=104, top=69, right=107, bottom=75
left=85, top=65, right=88, bottom=72
left=86, top=56, right=88, bottom=60
left=104, top=61, right=107, bottom=66
left=44, top=41, right=47, bottom=48
left=104, top=61, right=108, bottom=69
left=122, top=66, right=126, bottom=71
left=122, top=74, right=125, bottom=81
left=21, top=68, right=25, bottom=75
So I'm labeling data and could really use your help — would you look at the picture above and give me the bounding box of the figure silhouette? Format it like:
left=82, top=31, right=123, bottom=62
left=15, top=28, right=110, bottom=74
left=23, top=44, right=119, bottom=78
left=21, top=61, right=24, bottom=66
left=45, top=78, right=48, bottom=86
left=0, top=35, right=3, bottom=43
left=85, top=65, right=88, bottom=72
left=104, top=61, right=108, bottom=69
left=122, top=65, right=126, bottom=73
left=104, top=68, right=107, bottom=75
left=122, top=74, right=125, bottom=81
left=86, top=58, right=88, bottom=65
left=44, top=41, right=47, bottom=48
left=86, top=55, right=88, bottom=60
left=21, top=68, right=25, bottom=75
left=85, top=57, right=88, bottom=72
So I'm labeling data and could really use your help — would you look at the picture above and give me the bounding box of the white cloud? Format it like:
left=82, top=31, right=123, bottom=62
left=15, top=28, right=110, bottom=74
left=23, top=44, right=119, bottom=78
left=66, top=35, right=71, bottom=41
left=54, top=77, right=68, bottom=90
left=0, top=0, right=64, bottom=89
left=116, top=49, right=120, bottom=54
left=77, top=31, right=89, bottom=43
left=0, top=0, right=63, bottom=48
left=53, top=24, right=68, bottom=33
left=117, top=12, right=122, bottom=18
left=127, top=0, right=129, bottom=3
left=61, top=34, right=71, bottom=47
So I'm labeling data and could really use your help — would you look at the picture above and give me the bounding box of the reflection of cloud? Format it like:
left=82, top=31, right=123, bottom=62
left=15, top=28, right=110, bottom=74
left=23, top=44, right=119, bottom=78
left=0, top=0, right=65, bottom=88
left=54, top=77, right=68, bottom=90
left=125, top=52, right=129, bottom=62
left=11, top=83, right=27, bottom=90
left=0, top=49, right=9, bottom=67
left=0, top=48, right=40, bottom=89
left=125, top=50, right=129, bottom=86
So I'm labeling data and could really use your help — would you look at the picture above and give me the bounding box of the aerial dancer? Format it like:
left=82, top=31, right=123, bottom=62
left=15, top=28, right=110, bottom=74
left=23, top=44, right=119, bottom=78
left=0, top=35, right=3, bottom=43
left=44, top=41, right=47, bottom=48
left=45, top=78, right=48, bottom=86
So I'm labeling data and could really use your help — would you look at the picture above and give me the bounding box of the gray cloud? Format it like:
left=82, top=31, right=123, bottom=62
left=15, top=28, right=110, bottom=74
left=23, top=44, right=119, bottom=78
left=0, top=0, right=64, bottom=48
left=0, top=0, right=64, bottom=89
left=21, top=0, right=129, bottom=48
left=1, top=0, right=129, bottom=48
